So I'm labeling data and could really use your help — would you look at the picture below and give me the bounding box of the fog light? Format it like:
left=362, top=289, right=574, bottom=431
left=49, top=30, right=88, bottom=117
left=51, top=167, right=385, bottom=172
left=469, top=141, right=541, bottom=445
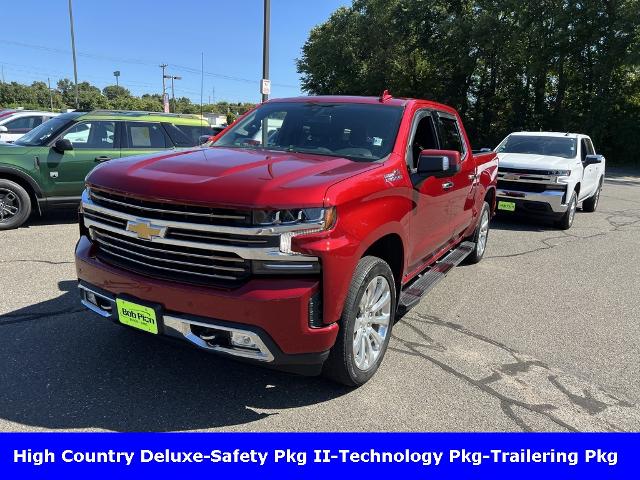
left=85, top=291, right=98, bottom=306
left=230, top=332, right=258, bottom=349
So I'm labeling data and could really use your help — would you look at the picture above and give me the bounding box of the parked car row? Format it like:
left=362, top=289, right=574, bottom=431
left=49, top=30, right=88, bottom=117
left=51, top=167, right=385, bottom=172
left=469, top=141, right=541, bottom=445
left=0, top=110, right=216, bottom=229
left=1, top=94, right=606, bottom=388
left=0, top=109, right=59, bottom=143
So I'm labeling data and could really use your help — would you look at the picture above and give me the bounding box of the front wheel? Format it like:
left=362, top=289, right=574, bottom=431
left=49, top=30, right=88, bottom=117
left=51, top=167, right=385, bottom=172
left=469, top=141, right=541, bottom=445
left=555, top=191, right=577, bottom=230
left=323, top=256, right=396, bottom=387
left=0, top=179, right=32, bottom=231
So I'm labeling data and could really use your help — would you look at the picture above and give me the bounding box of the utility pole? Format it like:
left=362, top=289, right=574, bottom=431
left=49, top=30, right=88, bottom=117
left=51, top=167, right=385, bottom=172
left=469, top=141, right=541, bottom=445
left=68, top=0, right=79, bottom=109
left=47, top=77, right=54, bottom=110
left=261, top=0, right=270, bottom=146
left=160, top=64, right=168, bottom=112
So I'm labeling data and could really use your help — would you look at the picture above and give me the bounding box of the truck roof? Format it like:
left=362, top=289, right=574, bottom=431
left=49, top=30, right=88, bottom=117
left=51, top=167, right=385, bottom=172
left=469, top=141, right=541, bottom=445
left=268, top=95, right=457, bottom=114
left=77, top=110, right=209, bottom=126
left=509, top=131, right=587, bottom=139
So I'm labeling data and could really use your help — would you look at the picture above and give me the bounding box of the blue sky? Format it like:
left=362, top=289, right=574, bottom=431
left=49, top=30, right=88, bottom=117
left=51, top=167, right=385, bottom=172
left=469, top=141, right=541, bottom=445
left=1, top=0, right=348, bottom=103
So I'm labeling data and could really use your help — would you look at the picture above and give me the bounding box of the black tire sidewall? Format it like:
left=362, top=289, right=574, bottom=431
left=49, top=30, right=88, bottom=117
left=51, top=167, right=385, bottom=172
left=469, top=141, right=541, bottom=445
left=0, top=179, right=31, bottom=230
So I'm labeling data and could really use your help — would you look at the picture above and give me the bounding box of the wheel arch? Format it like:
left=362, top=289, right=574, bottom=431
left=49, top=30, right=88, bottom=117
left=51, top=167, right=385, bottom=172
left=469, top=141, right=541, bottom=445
left=0, top=166, right=42, bottom=215
left=362, top=233, right=404, bottom=302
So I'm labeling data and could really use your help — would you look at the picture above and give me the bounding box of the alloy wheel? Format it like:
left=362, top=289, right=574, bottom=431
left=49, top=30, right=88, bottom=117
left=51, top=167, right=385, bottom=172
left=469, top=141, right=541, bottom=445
left=353, top=275, right=392, bottom=371
left=477, top=208, right=490, bottom=256
left=0, top=188, right=20, bottom=223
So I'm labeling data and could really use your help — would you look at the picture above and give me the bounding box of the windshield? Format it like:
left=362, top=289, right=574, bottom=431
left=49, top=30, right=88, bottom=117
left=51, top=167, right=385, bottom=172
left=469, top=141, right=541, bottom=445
left=14, top=115, right=76, bottom=146
left=213, top=102, right=404, bottom=161
left=497, top=135, right=577, bottom=159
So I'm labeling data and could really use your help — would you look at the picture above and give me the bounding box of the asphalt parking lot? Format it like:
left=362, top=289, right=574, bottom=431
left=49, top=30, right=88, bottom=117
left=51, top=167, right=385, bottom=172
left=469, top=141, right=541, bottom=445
left=1, top=170, right=639, bottom=432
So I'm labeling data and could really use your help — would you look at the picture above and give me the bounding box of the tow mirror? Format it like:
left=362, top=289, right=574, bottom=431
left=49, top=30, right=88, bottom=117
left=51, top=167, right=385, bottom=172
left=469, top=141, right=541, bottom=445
left=53, top=138, right=73, bottom=153
left=583, top=154, right=604, bottom=166
left=417, top=149, right=461, bottom=178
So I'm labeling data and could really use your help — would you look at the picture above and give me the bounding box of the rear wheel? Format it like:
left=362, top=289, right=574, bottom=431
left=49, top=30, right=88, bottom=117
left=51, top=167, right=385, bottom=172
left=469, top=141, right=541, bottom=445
left=465, top=201, right=490, bottom=264
left=556, top=191, right=577, bottom=230
left=323, top=256, right=396, bottom=387
left=582, top=179, right=602, bottom=212
left=0, top=179, right=31, bottom=230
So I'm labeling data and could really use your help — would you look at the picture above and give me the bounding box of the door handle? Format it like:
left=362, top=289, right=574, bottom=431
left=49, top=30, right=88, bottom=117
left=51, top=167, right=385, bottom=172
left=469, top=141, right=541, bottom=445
left=94, top=156, right=111, bottom=163
left=442, top=181, right=454, bottom=190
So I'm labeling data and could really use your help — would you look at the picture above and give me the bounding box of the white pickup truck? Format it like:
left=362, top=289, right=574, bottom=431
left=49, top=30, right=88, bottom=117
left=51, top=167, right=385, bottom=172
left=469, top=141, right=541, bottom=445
left=494, top=131, right=606, bottom=229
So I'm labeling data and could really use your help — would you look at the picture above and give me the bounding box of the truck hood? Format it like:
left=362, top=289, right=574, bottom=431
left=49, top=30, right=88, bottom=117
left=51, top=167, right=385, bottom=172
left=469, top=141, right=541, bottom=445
left=498, top=152, right=574, bottom=170
left=87, top=147, right=382, bottom=208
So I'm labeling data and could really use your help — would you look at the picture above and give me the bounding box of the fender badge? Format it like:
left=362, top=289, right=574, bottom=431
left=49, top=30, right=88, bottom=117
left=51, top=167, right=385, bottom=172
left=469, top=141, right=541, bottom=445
left=384, top=169, right=402, bottom=184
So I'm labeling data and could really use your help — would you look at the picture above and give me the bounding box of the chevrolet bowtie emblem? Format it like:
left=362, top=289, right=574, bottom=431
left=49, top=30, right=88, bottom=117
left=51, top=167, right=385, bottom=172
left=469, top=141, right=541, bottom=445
left=126, top=220, right=165, bottom=241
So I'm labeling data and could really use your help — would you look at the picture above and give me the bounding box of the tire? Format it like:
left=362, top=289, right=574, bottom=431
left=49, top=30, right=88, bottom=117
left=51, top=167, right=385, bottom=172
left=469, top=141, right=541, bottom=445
left=465, top=201, right=491, bottom=265
left=0, top=179, right=31, bottom=230
left=323, top=256, right=396, bottom=387
left=555, top=191, right=577, bottom=230
left=582, top=178, right=603, bottom=213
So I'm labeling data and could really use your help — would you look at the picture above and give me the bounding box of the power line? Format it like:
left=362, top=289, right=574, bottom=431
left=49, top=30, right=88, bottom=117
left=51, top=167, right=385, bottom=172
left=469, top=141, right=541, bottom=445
left=0, top=38, right=298, bottom=89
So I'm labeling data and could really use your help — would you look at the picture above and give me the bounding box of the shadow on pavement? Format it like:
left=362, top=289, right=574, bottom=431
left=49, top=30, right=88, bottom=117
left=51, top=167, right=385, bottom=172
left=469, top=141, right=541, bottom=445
left=490, top=214, right=556, bottom=232
left=0, top=280, right=349, bottom=432
left=22, top=208, right=78, bottom=228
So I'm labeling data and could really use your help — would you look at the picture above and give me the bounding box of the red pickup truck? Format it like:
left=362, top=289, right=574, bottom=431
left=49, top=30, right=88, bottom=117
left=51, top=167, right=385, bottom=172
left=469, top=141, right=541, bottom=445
left=75, top=94, right=497, bottom=386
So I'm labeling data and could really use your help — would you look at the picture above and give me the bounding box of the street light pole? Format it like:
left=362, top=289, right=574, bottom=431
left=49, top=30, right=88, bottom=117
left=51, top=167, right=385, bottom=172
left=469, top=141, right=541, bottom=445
left=165, top=75, right=181, bottom=113
left=68, top=0, right=79, bottom=109
left=262, top=0, right=270, bottom=104
left=261, top=0, right=270, bottom=146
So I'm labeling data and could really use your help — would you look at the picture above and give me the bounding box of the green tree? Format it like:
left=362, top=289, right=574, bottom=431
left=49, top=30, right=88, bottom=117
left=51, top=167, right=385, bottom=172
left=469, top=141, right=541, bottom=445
left=297, top=0, right=640, bottom=164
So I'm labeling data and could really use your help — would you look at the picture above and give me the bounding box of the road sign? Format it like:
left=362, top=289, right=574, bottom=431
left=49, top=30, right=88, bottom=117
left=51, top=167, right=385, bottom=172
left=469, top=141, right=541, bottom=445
left=261, top=79, right=271, bottom=96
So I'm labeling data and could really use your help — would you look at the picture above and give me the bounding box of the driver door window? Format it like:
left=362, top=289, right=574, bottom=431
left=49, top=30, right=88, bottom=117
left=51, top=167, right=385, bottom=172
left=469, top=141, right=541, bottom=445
left=62, top=122, right=115, bottom=149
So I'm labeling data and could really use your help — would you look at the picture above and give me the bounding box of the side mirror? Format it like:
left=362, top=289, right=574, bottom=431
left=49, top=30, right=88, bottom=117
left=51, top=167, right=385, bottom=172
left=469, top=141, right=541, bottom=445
left=417, top=149, right=461, bottom=178
left=583, top=154, right=604, bottom=166
left=0, top=126, right=7, bottom=133
left=198, top=134, right=212, bottom=145
left=53, top=138, right=73, bottom=153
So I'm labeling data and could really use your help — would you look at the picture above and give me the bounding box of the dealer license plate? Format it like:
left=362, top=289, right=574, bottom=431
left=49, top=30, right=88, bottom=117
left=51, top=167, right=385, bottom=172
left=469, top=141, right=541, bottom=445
left=497, top=201, right=516, bottom=212
left=116, top=298, right=159, bottom=334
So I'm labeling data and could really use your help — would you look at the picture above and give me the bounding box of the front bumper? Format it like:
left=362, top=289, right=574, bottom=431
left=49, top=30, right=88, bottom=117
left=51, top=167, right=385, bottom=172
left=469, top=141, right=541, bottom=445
left=496, top=188, right=567, bottom=215
left=75, top=236, right=337, bottom=374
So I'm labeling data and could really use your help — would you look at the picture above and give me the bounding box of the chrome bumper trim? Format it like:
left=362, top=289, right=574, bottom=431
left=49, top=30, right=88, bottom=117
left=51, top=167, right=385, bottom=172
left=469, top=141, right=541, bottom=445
left=77, top=283, right=274, bottom=362
left=496, top=188, right=567, bottom=213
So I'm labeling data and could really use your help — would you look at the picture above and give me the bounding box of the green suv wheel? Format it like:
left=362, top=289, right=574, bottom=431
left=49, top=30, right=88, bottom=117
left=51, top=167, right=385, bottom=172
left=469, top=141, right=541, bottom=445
left=0, top=179, right=31, bottom=230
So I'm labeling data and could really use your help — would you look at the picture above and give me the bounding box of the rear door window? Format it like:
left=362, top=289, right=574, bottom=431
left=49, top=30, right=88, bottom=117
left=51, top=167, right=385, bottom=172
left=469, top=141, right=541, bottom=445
left=438, top=115, right=466, bottom=159
left=125, top=122, right=168, bottom=148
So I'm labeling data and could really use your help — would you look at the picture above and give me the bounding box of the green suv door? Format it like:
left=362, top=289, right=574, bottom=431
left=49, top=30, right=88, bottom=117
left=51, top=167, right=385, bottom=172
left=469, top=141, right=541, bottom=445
left=42, top=120, right=121, bottom=198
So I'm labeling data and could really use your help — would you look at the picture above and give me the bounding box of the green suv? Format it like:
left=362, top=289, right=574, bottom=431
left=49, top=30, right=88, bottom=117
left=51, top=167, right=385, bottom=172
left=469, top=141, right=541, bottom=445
left=0, top=110, right=213, bottom=230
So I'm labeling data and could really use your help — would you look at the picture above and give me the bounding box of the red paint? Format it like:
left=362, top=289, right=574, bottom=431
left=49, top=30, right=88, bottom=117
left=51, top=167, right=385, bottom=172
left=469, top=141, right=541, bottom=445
left=77, top=96, right=497, bottom=364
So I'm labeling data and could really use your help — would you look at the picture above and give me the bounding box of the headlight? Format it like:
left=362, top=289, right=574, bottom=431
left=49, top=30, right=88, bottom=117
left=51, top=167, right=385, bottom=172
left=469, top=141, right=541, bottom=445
left=554, top=170, right=571, bottom=176
left=252, top=207, right=336, bottom=254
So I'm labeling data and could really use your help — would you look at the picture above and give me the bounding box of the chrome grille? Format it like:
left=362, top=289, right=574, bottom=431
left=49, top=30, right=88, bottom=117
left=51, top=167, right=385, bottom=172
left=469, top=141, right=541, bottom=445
left=92, top=228, right=250, bottom=285
left=80, top=188, right=319, bottom=287
left=89, top=188, right=252, bottom=226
